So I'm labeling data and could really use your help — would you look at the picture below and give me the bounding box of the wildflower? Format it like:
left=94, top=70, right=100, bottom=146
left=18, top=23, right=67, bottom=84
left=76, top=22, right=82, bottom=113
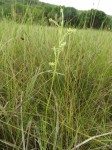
left=49, top=18, right=59, bottom=27
left=49, top=62, right=55, bottom=67
left=67, top=28, right=76, bottom=33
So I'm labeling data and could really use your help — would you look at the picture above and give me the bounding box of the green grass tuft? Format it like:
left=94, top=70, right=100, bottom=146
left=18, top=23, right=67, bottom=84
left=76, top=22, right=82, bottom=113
left=0, top=20, right=112, bottom=150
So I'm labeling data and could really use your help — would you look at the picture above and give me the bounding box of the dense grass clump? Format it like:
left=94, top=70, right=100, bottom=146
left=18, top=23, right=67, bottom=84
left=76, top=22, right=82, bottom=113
left=0, top=20, right=112, bottom=150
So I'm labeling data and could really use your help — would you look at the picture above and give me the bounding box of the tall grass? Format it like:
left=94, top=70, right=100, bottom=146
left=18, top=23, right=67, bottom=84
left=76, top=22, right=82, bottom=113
left=0, top=18, right=112, bottom=150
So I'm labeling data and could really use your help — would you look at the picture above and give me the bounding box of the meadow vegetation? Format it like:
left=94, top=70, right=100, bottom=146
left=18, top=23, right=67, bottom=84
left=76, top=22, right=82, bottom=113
left=0, top=0, right=112, bottom=29
left=0, top=2, right=112, bottom=150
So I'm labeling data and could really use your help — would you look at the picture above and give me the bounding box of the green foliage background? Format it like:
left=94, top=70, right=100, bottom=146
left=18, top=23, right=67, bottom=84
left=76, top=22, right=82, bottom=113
left=0, top=0, right=112, bottom=29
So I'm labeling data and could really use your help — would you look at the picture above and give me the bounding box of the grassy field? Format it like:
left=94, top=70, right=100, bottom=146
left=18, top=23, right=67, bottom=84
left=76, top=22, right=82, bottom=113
left=0, top=19, right=112, bottom=150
